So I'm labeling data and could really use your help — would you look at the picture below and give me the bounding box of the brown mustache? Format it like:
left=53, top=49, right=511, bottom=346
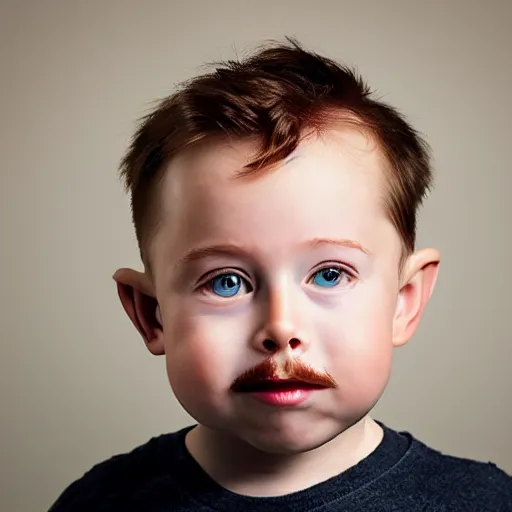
left=230, top=357, right=337, bottom=392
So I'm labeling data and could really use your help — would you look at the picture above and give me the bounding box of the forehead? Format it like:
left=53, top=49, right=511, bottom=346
left=151, top=130, right=398, bottom=265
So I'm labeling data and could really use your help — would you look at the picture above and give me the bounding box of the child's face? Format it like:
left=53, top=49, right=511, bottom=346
left=128, top=129, right=437, bottom=453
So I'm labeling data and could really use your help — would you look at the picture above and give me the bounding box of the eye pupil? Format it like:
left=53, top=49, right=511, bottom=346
left=211, top=273, right=243, bottom=297
left=222, top=275, right=238, bottom=289
left=323, top=269, right=338, bottom=282
left=312, top=267, right=345, bottom=288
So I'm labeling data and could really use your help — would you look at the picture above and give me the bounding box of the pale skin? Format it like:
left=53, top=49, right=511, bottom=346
left=113, top=128, right=440, bottom=497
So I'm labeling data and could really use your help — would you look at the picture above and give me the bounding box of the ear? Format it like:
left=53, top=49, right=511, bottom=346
left=392, top=248, right=440, bottom=347
left=112, top=268, right=165, bottom=355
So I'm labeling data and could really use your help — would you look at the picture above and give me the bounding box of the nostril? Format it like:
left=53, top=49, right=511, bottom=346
left=263, top=339, right=277, bottom=352
left=289, top=338, right=300, bottom=349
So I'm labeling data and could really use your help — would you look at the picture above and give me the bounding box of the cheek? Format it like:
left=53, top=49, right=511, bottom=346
left=162, top=302, right=250, bottom=410
left=323, top=285, right=396, bottom=405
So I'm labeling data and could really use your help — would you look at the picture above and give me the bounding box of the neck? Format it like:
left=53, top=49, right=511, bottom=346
left=185, top=416, right=383, bottom=497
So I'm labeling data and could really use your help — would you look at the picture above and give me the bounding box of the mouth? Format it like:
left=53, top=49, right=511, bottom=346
left=230, top=357, right=336, bottom=406
left=234, top=379, right=325, bottom=407
left=235, top=378, right=326, bottom=393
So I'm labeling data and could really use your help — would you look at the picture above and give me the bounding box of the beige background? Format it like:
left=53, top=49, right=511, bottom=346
left=1, top=1, right=511, bottom=510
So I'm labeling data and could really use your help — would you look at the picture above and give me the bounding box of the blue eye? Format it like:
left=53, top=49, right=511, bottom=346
left=312, top=267, right=345, bottom=288
left=209, top=273, right=244, bottom=297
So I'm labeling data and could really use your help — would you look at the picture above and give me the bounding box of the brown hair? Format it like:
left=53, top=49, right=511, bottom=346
left=119, top=38, right=432, bottom=268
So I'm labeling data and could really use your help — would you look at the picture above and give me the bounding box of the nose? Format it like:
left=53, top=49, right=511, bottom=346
left=251, top=284, right=309, bottom=356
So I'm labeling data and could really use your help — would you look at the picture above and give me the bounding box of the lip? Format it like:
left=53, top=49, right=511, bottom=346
left=237, top=379, right=326, bottom=407
left=250, top=388, right=317, bottom=406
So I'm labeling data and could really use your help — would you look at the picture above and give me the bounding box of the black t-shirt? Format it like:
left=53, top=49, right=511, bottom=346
left=50, top=423, right=512, bottom=511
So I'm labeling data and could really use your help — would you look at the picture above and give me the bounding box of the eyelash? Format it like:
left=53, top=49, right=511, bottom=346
left=196, top=263, right=357, bottom=295
left=197, top=268, right=253, bottom=291
left=309, top=262, right=357, bottom=284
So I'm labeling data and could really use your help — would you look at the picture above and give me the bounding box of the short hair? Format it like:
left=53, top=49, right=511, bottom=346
left=119, top=38, right=432, bottom=269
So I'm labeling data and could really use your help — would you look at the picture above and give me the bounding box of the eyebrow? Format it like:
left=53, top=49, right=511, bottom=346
left=300, top=237, right=371, bottom=255
left=176, top=244, right=253, bottom=267
left=176, top=238, right=370, bottom=267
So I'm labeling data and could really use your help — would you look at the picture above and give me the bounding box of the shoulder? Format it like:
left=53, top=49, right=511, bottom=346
left=49, top=430, right=186, bottom=511
left=409, top=438, right=512, bottom=511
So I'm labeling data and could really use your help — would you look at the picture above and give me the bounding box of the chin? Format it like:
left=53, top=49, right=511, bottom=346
left=236, top=419, right=347, bottom=455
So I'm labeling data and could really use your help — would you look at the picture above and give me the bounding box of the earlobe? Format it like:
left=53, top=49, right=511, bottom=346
left=113, top=268, right=165, bottom=355
left=393, top=249, right=440, bottom=347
